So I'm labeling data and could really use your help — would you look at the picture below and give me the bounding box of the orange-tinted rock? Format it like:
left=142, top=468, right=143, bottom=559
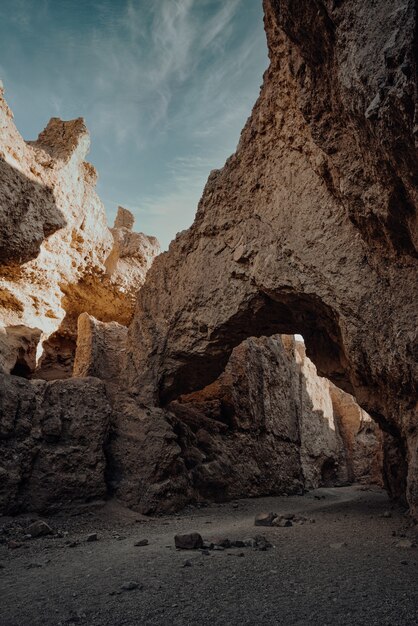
left=0, top=85, right=160, bottom=380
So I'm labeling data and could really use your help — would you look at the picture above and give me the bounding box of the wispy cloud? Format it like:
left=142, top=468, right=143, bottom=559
left=1, top=0, right=268, bottom=249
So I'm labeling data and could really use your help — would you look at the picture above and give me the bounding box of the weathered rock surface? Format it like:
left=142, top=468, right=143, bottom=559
left=0, top=325, right=42, bottom=377
left=168, top=336, right=304, bottom=503
left=127, top=0, right=417, bottom=511
left=73, top=313, right=128, bottom=395
left=0, top=86, right=160, bottom=380
left=329, top=383, right=383, bottom=487
left=0, top=374, right=111, bottom=514
left=73, top=328, right=380, bottom=514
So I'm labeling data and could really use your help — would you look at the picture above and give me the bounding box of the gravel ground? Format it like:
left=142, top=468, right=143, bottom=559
left=1, top=485, right=418, bottom=626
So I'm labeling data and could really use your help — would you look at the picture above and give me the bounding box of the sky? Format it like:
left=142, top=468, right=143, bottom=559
left=0, top=0, right=268, bottom=249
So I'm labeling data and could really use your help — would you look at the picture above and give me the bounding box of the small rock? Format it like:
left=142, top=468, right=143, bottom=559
left=86, top=533, right=98, bottom=542
left=183, top=560, right=192, bottom=567
left=230, top=540, right=246, bottom=548
left=396, top=539, right=416, bottom=549
left=213, top=545, right=225, bottom=551
left=174, top=532, right=203, bottom=550
left=134, top=539, right=149, bottom=547
left=26, top=562, right=43, bottom=569
left=201, top=541, right=214, bottom=550
left=255, top=512, right=276, bottom=527
left=68, top=541, right=79, bottom=548
left=382, top=511, right=392, bottom=518
left=121, top=581, right=141, bottom=591
left=200, top=549, right=210, bottom=556
left=253, top=535, right=273, bottom=550
left=8, top=540, right=23, bottom=550
left=330, top=542, right=347, bottom=549
left=27, top=520, right=53, bottom=538
left=272, top=517, right=293, bottom=528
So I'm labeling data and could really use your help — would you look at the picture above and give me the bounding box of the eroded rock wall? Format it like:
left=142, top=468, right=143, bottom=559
left=127, top=0, right=417, bottom=511
left=0, top=374, right=111, bottom=514
left=0, top=86, right=160, bottom=379
left=72, top=322, right=381, bottom=513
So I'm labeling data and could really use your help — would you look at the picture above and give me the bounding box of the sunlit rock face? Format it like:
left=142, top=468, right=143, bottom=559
left=0, top=88, right=161, bottom=514
left=0, top=86, right=160, bottom=379
left=127, top=0, right=417, bottom=512
left=292, top=340, right=383, bottom=489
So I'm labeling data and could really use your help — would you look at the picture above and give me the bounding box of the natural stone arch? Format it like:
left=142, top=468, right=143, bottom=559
left=156, top=289, right=349, bottom=406
left=127, top=0, right=417, bottom=510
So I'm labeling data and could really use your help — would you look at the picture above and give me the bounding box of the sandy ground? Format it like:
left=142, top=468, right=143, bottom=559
left=1, top=485, right=418, bottom=626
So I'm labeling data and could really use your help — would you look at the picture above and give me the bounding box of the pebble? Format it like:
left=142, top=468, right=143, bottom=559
left=330, top=542, right=347, bottom=549
left=183, top=560, right=192, bottom=567
left=174, top=532, right=203, bottom=550
left=121, top=581, right=142, bottom=591
left=134, top=539, right=149, bottom=547
left=396, top=539, right=416, bottom=549
left=254, top=512, right=276, bottom=527
left=86, top=533, right=98, bottom=542
left=27, top=521, right=53, bottom=538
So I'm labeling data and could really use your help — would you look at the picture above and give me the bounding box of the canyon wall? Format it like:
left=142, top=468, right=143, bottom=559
left=0, top=85, right=160, bottom=514
left=0, top=373, right=111, bottom=514
left=0, top=81, right=160, bottom=380
left=127, top=0, right=417, bottom=511
left=1, top=0, right=414, bottom=516
left=71, top=323, right=381, bottom=514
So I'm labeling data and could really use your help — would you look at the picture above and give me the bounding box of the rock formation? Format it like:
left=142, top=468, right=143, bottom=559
left=71, top=322, right=381, bottom=513
left=0, top=85, right=159, bottom=515
left=0, top=373, right=111, bottom=514
left=0, top=0, right=413, bottom=517
left=0, top=83, right=160, bottom=380
left=127, top=0, right=417, bottom=512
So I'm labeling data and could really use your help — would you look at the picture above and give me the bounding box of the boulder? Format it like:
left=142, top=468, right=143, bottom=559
left=174, top=533, right=203, bottom=550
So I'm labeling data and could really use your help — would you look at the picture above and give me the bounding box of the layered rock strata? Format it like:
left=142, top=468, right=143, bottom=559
left=127, top=0, right=417, bottom=511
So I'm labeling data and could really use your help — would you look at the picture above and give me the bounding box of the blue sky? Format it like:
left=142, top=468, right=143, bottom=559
left=0, top=0, right=268, bottom=249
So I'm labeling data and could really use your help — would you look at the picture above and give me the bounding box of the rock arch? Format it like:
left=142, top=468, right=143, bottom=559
left=127, top=0, right=417, bottom=510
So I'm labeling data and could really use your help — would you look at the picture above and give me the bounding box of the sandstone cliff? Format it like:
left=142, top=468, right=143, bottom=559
left=127, top=0, right=417, bottom=512
left=0, top=83, right=160, bottom=380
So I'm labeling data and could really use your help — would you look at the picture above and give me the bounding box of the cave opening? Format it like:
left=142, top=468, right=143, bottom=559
left=10, top=358, right=32, bottom=378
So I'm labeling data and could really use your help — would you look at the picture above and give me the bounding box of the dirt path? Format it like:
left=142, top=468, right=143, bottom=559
left=1, top=485, right=418, bottom=626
